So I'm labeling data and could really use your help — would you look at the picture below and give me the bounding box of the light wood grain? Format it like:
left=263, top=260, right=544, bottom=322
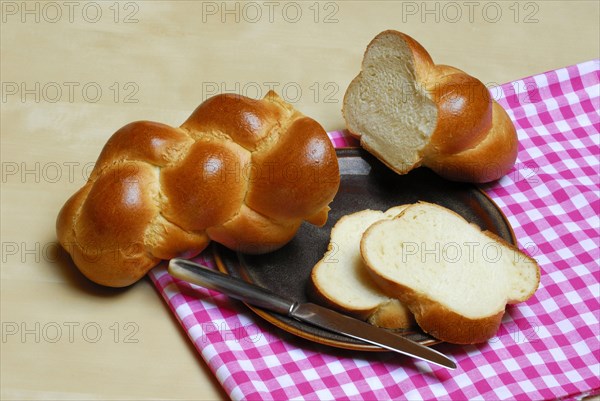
left=1, top=1, right=598, bottom=400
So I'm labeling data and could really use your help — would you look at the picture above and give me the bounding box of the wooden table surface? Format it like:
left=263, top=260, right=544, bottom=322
left=2, top=1, right=598, bottom=400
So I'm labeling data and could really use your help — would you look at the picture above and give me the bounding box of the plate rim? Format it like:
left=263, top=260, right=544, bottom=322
left=213, top=147, right=517, bottom=352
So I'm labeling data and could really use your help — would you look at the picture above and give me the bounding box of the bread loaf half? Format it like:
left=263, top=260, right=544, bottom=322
left=57, top=91, right=340, bottom=287
left=361, top=202, right=540, bottom=344
left=343, top=30, right=518, bottom=183
left=311, top=206, right=415, bottom=329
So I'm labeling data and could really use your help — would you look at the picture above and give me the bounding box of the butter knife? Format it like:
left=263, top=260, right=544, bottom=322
left=168, top=258, right=456, bottom=370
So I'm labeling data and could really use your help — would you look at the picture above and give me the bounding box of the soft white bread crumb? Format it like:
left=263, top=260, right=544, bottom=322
left=361, top=202, right=540, bottom=343
left=343, top=32, right=437, bottom=174
left=310, top=206, right=415, bottom=329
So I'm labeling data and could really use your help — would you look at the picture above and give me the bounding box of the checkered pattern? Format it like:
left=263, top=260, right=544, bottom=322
left=149, top=60, right=600, bottom=401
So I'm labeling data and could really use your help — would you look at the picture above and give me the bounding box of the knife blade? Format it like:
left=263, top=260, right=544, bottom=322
left=168, top=258, right=456, bottom=370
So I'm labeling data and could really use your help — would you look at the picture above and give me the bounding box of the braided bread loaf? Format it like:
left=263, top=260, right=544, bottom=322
left=57, top=92, right=340, bottom=287
left=343, top=30, right=518, bottom=183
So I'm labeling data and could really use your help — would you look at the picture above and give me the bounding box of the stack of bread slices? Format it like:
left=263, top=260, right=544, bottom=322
left=311, top=202, right=540, bottom=344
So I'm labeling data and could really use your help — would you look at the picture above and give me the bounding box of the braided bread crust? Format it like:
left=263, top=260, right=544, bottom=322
left=57, top=92, right=340, bottom=287
left=343, top=30, right=518, bottom=183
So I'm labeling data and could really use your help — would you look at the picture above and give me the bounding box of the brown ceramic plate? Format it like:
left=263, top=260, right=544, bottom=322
left=213, top=148, right=516, bottom=351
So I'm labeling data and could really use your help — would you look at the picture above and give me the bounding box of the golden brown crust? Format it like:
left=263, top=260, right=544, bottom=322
left=246, top=116, right=340, bottom=221
left=56, top=92, right=340, bottom=287
left=74, top=162, right=158, bottom=251
left=426, top=69, right=493, bottom=155
left=145, top=215, right=209, bottom=260
left=59, top=162, right=161, bottom=287
left=181, top=92, right=289, bottom=150
left=205, top=205, right=301, bottom=254
left=343, top=30, right=518, bottom=183
left=305, top=206, right=331, bottom=227
left=424, top=102, right=518, bottom=182
left=366, top=299, right=416, bottom=329
left=93, top=121, right=192, bottom=173
left=160, top=140, right=251, bottom=231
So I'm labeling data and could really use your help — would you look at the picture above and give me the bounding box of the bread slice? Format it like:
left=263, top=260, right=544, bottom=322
left=361, top=202, right=540, bottom=344
left=343, top=30, right=518, bottom=183
left=310, top=206, right=415, bottom=329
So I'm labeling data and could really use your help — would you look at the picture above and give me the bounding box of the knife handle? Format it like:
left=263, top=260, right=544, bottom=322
left=168, top=258, right=296, bottom=316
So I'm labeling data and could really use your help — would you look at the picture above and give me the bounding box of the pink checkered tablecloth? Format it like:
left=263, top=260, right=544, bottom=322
left=149, top=60, right=600, bottom=401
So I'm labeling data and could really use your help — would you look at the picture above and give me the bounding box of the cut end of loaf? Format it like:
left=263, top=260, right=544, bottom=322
left=343, top=31, right=438, bottom=174
left=361, top=202, right=540, bottom=343
left=343, top=30, right=519, bottom=183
